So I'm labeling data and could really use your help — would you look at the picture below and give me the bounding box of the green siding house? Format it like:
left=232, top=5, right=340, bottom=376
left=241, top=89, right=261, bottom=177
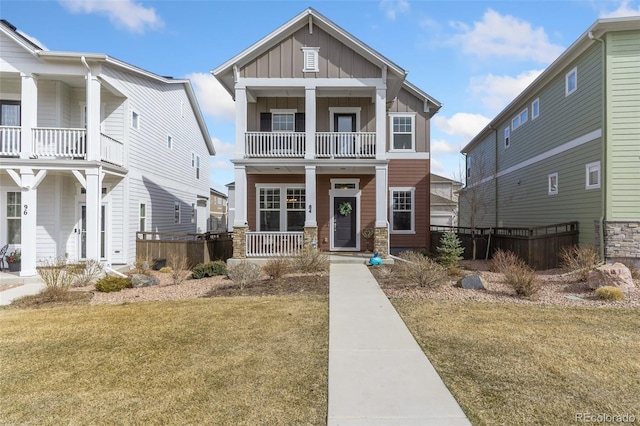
left=459, top=17, right=639, bottom=264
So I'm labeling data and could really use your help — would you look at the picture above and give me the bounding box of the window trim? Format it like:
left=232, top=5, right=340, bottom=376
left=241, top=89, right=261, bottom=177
left=301, top=47, right=320, bottom=73
left=389, top=187, right=415, bottom=234
left=174, top=201, right=181, bottom=224
left=195, top=155, right=201, bottom=180
left=565, top=67, right=577, bottom=96
left=585, top=161, right=601, bottom=190
left=270, top=109, right=297, bottom=132
left=255, top=184, right=306, bottom=232
left=548, top=173, right=558, bottom=195
left=6, top=191, right=21, bottom=244
left=531, top=98, right=540, bottom=120
left=504, top=127, right=511, bottom=148
left=389, top=113, right=416, bottom=152
left=139, top=203, right=146, bottom=232
left=511, top=109, right=528, bottom=131
left=131, top=109, right=140, bottom=130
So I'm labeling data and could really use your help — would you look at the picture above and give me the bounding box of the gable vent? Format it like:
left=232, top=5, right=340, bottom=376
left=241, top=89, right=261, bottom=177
left=302, top=47, right=319, bottom=73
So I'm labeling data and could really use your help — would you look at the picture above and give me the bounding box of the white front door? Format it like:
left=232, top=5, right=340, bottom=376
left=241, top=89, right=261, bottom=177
left=78, top=204, right=107, bottom=260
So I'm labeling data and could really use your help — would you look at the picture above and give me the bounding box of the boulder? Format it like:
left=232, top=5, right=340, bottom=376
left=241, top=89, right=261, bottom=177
left=131, top=274, right=160, bottom=288
left=587, top=263, right=635, bottom=293
left=457, top=274, right=488, bottom=290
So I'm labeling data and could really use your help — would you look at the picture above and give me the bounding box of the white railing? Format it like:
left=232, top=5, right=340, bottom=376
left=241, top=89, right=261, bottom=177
left=0, top=126, right=21, bottom=156
left=32, top=128, right=86, bottom=158
left=100, top=133, right=125, bottom=166
left=246, top=231, right=305, bottom=257
left=316, top=132, right=376, bottom=158
left=245, top=132, right=305, bottom=158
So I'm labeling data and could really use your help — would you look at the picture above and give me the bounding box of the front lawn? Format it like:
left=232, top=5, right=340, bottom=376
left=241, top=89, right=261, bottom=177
left=393, top=300, right=640, bottom=425
left=0, top=296, right=328, bottom=425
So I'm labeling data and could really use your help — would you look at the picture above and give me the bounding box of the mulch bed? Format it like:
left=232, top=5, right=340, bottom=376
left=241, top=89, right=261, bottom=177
left=204, top=273, right=329, bottom=298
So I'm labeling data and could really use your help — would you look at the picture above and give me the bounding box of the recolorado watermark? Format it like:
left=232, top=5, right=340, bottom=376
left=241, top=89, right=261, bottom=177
left=576, top=413, right=636, bottom=423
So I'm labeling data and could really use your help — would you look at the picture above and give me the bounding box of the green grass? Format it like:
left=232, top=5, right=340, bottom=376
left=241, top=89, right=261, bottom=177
left=0, top=296, right=328, bottom=425
left=393, top=300, right=640, bottom=426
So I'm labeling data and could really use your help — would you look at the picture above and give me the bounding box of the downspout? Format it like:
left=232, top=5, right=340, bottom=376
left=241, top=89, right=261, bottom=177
left=488, top=125, right=498, bottom=228
left=589, top=32, right=607, bottom=261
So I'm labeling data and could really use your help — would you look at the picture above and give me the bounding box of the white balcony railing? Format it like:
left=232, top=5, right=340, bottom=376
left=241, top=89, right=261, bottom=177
left=316, top=132, right=376, bottom=158
left=100, top=133, right=125, bottom=166
left=0, top=126, right=21, bottom=156
left=32, top=127, right=86, bottom=158
left=246, top=231, right=305, bottom=257
left=246, top=132, right=305, bottom=158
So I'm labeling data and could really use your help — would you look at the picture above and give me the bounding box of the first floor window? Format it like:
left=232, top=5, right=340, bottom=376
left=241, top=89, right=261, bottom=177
left=258, top=186, right=306, bottom=231
left=7, top=192, right=21, bottom=244
left=174, top=201, right=180, bottom=223
left=390, top=115, right=414, bottom=150
left=191, top=203, right=196, bottom=224
left=390, top=188, right=414, bottom=233
left=286, top=188, right=305, bottom=232
left=139, top=203, right=146, bottom=232
left=259, top=188, right=281, bottom=231
left=586, top=161, right=601, bottom=189
left=548, top=173, right=558, bottom=195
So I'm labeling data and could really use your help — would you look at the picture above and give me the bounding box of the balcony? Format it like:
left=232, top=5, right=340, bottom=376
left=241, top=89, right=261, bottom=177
left=244, top=132, right=376, bottom=159
left=0, top=126, right=124, bottom=167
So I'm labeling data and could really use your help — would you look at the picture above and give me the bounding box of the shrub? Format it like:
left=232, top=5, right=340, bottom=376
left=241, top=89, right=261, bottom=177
left=168, top=252, right=190, bottom=286
left=436, top=231, right=464, bottom=268
left=95, top=276, right=132, bottom=293
left=293, top=248, right=329, bottom=273
left=70, top=259, right=103, bottom=287
left=447, top=265, right=465, bottom=278
left=134, top=256, right=154, bottom=275
left=191, top=261, right=227, bottom=279
left=490, top=249, right=521, bottom=274
left=503, top=261, right=540, bottom=298
left=227, top=261, right=261, bottom=290
left=159, top=266, right=172, bottom=273
left=263, top=258, right=291, bottom=281
left=594, top=286, right=624, bottom=301
left=560, top=245, right=600, bottom=281
left=395, top=251, right=447, bottom=288
left=38, top=257, right=74, bottom=290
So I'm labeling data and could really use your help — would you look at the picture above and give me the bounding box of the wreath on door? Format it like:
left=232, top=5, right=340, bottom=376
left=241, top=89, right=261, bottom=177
left=338, top=201, right=353, bottom=216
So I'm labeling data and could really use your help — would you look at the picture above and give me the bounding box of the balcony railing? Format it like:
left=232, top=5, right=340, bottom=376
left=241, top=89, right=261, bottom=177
left=0, top=126, right=21, bottom=156
left=246, top=231, right=304, bottom=257
left=33, top=127, right=86, bottom=158
left=316, top=132, right=376, bottom=158
left=246, top=132, right=305, bottom=158
left=100, top=133, right=125, bottom=166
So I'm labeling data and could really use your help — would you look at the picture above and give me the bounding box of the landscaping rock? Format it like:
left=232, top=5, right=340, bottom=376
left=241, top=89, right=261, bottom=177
left=587, top=263, right=635, bottom=293
left=457, top=274, right=488, bottom=290
left=131, top=274, right=160, bottom=288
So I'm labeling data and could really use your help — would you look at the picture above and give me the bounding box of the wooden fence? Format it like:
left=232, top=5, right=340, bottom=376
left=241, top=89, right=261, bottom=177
left=430, top=222, right=579, bottom=270
left=136, top=231, right=233, bottom=268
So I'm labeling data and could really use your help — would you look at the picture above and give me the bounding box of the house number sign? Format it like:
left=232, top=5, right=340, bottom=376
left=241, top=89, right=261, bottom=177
left=24, top=204, right=28, bottom=216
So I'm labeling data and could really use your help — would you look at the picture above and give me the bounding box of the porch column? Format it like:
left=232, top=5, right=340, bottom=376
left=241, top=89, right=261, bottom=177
left=375, top=87, right=386, bottom=160
left=375, top=165, right=389, bottom=257
left=20, top=73, right=37, bottom=160
left=234, top=87, right=247, bottom=159
left=19, top=169, right=37, bottom=276
left=233, top=165, right=247, bottom=227
left=305, top=87, right=316, bottom=159
left=304, top=166, right=317, bottom=227
left=85, top=168, right=101, bottom=261
left=86, top=69, right=101, bottom=162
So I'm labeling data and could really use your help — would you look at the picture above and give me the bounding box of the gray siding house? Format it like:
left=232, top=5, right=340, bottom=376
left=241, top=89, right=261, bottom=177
left=459, top=17, right=639, bottom=264
left=430, top=174, right=462, bottom=226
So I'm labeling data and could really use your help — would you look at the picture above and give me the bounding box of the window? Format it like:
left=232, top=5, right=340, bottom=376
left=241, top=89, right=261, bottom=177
left=531, top=98, right=540, bottom=120
left=586, top=161, right=601, bottom=189
left=548, top=173, right=558, bottom=195
left=139, top=203, right=146, bottom=232
left=196, top=155, right=200, bottom=180
left=216, top=197, right=223, bottom=206
left=566, top=67, right=577, bottom=96
left=504, top=127, right=511, bottom=148
left=466, top=156, right=472, bottom=180
left=0, top=100, right=21, bottom=126
left=131, top=110, right=139, bottom=129
left=174, top=201, right=180, bottom=223
left=390, top=114, right=415, bottom=150
left=167, top=135, right=173, bottom=149
left=272, top=112, right=295, bottom=132
left=7, top=192, right=21, bottom=244
left=511, top=109, right=528, bottom=130
left=257, top=185, right=306, bottom=231
left=390, top=188, right=414, bottom=233
left=191, top=203, right=196, bottom=224
left=301, top=47, right=320, bottom=72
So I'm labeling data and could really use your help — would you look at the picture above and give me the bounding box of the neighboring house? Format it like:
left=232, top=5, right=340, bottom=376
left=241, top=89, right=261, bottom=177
left=0, top=20, right=215, bottom=276
left=208, top=188, right=228, bottom=232
left=459, top=17, right=639, bottom=263
left=430, top=174, right=462, bottom=226
left=225, top=182, right=235, bottom=232
left=213, top=8, right=441, bottom=259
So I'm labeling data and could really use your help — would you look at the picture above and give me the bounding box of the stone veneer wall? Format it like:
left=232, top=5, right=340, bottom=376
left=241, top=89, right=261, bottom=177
left=304, top=227, right=318, bottom=250
left=374, top=226, right=389, bottom=258
left=595, top=220, right=640, bottom=262
left=232, top=226, right=248, bottom=259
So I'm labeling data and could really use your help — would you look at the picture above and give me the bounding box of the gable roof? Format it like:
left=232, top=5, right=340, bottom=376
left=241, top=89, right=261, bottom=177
left=462, top=16, right=640, bottom=154
left=430, top=173, right=462, bottom=185
left=213, top=7, right=436, bottom=108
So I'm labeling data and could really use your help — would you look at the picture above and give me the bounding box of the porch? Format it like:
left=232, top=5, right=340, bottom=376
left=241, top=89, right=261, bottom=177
left=245, top=132, right=376, bottom=158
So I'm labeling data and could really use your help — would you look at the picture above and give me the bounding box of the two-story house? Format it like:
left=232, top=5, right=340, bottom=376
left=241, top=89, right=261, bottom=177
left=208, top=187, right=228, bottom=232
left=430, top=174, right=462, bottom=226
left=213, top=8, right=441, bottom=259
left=0, top=20, right=215, bottom=276
left=459, top=16, right=639, bottom=264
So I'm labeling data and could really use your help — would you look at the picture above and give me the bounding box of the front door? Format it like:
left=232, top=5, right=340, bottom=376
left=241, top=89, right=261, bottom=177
left=334, top=196, right=357, bottom=249
left=78, top=204, right=106, bottom=260
left=334, top=113, right=356, bottom=156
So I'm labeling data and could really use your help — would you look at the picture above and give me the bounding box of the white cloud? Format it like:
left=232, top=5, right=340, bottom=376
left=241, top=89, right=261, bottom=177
left=186, top=73, right=235, bottom=123
left=432, top=113, right=491, bottom=140
left=431, top=139, right=459, bottom=155
left=600, top=0, right=640, bottom=17
left=470, top=69, right=544, bottom=112
left=211, top=137, right=234, bottom=158
left=430, top=158, right=446, bottom=176
left=59, top=0, right=163, bottom=33
left=379, top=0, right=409, bottom=20
left=450, top=9, right=564, bottom=63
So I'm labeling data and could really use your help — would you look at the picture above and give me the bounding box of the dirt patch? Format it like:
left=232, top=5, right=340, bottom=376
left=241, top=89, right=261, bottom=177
left=203, top=272, right=329, bottom=298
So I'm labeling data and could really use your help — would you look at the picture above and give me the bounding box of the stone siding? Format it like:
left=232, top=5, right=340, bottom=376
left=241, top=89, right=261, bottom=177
left=595, top=220, right=640, bottom=264
left=232, top=226, right=248, bottom=259
left=374, top=226, right=389, bottom=258
left=304, top=226, right=319, bottom=249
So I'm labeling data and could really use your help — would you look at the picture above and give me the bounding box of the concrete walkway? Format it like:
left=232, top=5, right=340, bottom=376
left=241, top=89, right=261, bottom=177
left=328, top=262, right=470, bottom=425
left=0, top=271, right=45, bottom=306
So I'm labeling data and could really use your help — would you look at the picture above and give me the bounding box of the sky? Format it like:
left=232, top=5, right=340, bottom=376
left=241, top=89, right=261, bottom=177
left=2, top=0, right=639, bottom=193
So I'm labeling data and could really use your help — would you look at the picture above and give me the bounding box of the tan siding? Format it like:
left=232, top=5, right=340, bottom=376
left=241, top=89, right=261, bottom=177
left=388, top=87, right=430, bottom=152
left=389, top=160, right=430, bottom=250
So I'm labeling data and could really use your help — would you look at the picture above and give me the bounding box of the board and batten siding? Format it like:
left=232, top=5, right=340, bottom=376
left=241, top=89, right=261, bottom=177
left=607, top=29, right=640, bottom=220
left=241, top=25, right=381, bottom=80
left=388, top=87, right=431, bottom=153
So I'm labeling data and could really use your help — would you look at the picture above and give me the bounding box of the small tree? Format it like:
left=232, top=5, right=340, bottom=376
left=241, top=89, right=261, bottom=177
left=436, top=231, right=464, bottom=269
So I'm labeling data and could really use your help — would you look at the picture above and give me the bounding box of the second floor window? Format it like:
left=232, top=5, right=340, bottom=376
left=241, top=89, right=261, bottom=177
left=390, top=115, right=415, bottom=150
left=1, top=100, right=21, bottom=126
left=131, top=110, right=140, bottom=129
left=566, top=68, right=577, bottom=96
